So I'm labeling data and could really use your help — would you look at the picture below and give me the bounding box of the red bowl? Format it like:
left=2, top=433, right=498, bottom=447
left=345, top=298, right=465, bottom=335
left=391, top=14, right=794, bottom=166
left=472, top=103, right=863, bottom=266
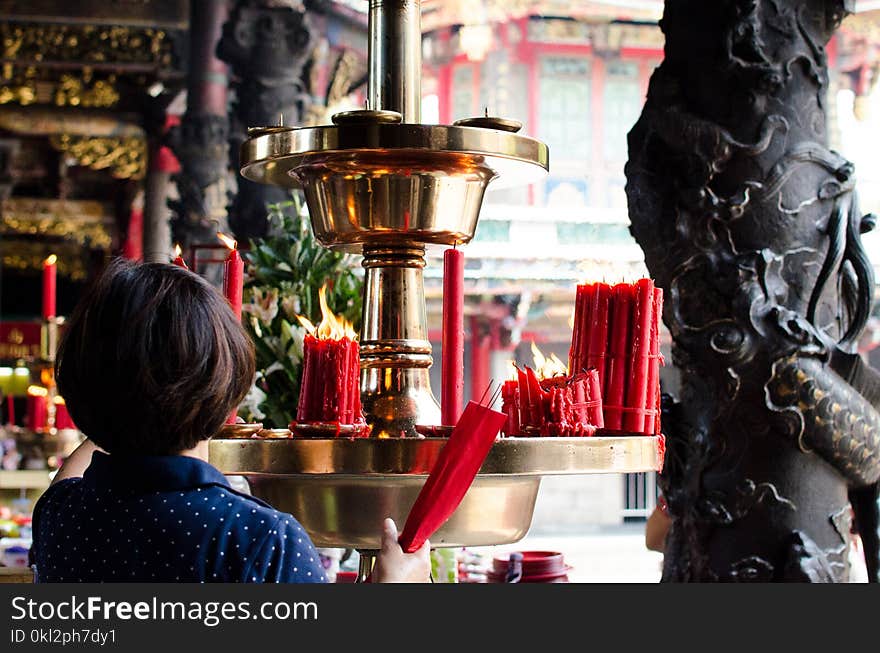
left=492, top=550, right=567, bottom=578
left=335, top=571, right=358, bottom=583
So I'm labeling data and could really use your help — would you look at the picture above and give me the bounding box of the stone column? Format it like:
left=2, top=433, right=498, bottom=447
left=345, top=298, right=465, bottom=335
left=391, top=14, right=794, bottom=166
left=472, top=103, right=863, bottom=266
left=625, top=0, right=880, bottom=581
left=168, top=0, right=231, bottom=250
left=217, top=0, right=316, bottom=242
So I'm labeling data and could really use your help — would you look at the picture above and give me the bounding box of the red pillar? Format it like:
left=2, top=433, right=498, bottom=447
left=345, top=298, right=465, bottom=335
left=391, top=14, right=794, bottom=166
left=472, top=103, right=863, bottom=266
left=470, top=315, right=491, bottom=402
left=121, top=191, right=144, bottom=261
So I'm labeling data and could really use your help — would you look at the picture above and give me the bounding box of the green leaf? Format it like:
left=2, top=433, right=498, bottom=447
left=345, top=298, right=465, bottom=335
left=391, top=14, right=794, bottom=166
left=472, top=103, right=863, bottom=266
left=240, top=190, right=364, bottom=427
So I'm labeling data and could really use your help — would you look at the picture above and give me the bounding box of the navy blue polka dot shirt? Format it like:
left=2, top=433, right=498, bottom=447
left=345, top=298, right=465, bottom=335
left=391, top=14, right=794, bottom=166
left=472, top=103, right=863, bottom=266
left=30, top=451, right=327, bottom=583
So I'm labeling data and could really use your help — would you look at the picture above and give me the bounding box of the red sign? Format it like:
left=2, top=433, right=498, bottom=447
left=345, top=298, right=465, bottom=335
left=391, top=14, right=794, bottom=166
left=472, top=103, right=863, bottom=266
left=0, top=321, right=42, bottom=360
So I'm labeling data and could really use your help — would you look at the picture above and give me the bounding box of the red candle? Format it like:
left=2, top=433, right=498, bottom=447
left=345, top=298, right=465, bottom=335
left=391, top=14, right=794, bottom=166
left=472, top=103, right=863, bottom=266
left=6, top=394, right=15, bottom=426
left=604, top=283, right=632, bottom=430
left=568, top=284, right=587, bottom=374
left=623, top=279, right=656, bottom=434
left=54, top=397, right=76, bottom=430
left=441, top=247, right=465, bottom=426
left=42, top=255, right=57, bottom=320
left=295, top=288, right=366, bottom=432
left=586, top=283, right=611, bottom=395
left=26, top=386, right=48, bottom=431
left=501, top=379, right=520, bottom=436
left=172, top=243, right=188, bottom=269
left=525, top=366, right=546, bottom=428
left=219, top=234, right=244, bottom=424
left=569, top=283, right=595, bottom=375
left=219, top=233, right=244, bottom=319
left=585, top=368, right=604, bottom=429
left=644, top=287, right=664, bottom=434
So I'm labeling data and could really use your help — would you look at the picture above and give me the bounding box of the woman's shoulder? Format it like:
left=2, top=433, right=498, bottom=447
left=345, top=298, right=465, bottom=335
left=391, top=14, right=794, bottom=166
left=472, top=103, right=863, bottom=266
left=34, top=477, right=83, bottom=513
left=218, top=484, right=311, bottom=537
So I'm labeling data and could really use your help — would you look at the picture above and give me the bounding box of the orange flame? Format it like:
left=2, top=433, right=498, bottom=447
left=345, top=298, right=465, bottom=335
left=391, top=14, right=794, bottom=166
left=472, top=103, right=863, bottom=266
left=44, top=254, right=57, bottom=266
left=530, top=341, right=567, bottom=380
left=27, top=385, right=48, bottom=397
left=174, top=243, right=182, bottom=257
left=217, top=232, right=237, bottom=250
left=297, top=285, right=357, bottom=340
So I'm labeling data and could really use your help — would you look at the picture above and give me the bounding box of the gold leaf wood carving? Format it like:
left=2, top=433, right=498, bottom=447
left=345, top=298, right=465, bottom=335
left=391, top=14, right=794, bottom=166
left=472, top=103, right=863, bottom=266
left=48, top=134, right=146, bottom=180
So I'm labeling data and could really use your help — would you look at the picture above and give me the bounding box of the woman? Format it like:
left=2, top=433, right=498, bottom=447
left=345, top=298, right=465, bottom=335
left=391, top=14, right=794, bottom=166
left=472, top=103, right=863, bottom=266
left=30, top=258, right=429, bottom=583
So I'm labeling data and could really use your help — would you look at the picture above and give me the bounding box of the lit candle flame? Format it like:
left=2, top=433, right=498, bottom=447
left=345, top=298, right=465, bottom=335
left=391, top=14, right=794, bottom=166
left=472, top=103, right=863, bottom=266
left=530, top=341, right=567, bottom=380
left=217, top=232, right=237, bottom=250
left=174, top=243, right=182, bottom=257
left=297, top=284, right=357, bottom=340
left=27, top=385, right=48, bottom=397
left=507, top=359, right=518, bottom=381
left=44, top=254, right=57, bottom=266
left=297, top=315, right=316, bottom=333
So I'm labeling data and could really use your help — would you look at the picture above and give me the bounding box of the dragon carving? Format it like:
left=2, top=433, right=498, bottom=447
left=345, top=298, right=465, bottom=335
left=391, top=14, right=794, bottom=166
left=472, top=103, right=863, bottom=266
left=626, top=0, right=880, bottom=581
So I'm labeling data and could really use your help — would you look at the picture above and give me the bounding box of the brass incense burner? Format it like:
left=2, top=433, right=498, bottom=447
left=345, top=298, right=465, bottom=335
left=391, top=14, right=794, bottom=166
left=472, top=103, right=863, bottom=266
left=240, top=0, right=547, bottom=437
left=214, top=0, right=663, bottom=563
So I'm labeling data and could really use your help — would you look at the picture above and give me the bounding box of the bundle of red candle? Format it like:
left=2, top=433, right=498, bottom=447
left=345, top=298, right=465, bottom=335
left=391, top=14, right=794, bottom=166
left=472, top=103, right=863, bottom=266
left=501, top=365, right=602, bottom=437
left=569, top=278, right=663, bottom=435
left=294, top=286, right=368, bottom=436
left=26, top=385, right=48, bottom=431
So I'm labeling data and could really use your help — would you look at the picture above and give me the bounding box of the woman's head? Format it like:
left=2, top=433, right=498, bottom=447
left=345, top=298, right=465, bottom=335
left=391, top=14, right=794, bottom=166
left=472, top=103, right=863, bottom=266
left=56, top=258, right=255, bottom=456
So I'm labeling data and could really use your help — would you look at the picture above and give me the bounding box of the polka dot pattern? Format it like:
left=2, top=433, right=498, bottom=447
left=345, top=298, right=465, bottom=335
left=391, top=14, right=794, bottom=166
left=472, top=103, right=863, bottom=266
left=31, top=452, right=327, bottom=584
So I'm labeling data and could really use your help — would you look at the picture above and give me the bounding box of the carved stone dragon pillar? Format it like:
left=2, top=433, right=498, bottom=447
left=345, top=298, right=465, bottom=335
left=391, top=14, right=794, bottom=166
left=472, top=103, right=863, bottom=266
left=168, top=0, right=231, bottom=249
left=626, top=0, right=880, bottom=581
left=217, top=0, right=315, bottom=242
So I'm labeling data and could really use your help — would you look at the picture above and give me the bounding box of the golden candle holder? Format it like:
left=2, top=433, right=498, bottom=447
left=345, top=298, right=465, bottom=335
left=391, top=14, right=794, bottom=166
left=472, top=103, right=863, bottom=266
left=213, top=0, right=664, bottom=560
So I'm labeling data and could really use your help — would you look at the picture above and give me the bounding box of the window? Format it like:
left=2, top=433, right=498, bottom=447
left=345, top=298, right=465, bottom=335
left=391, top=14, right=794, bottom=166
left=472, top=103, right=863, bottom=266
left=603, top=61, right=641, bottom=162
left=538, top=57, right=591, bottom=164
left=555, top=222, right=632, bottom=244
left=473, top=219, right=511, bottom=242
left=452, top=65, right=475, bottom=121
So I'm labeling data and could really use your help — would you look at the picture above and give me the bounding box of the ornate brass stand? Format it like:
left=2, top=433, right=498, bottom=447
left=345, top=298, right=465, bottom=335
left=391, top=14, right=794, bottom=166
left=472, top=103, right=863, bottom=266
left=212, top=0, right=664, bottom=560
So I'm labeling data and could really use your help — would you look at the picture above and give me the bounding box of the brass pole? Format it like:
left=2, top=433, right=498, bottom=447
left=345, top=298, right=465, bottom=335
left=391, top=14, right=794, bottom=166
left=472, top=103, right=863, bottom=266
left=367, top=0, right=421, bottom=122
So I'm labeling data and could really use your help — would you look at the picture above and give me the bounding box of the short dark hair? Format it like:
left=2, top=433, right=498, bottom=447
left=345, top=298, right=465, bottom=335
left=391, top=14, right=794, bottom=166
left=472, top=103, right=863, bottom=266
left=56, top=258, right=255, bottom=455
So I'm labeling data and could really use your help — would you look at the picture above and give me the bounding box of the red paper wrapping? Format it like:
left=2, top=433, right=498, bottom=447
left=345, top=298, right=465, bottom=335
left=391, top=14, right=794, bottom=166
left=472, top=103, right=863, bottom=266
left=585, top=282, right=611, bottom=395
left=441, top=248, right=465, bottom=426
left=399, top=400, right=508, bottom=553
left=604, top=283, right=633, bottom=430
left=623, top=279, right=656, bottom=433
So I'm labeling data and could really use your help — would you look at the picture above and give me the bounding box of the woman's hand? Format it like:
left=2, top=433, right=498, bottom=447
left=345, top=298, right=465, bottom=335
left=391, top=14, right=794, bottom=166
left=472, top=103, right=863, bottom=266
left=371, top=518, right=431, bottom=583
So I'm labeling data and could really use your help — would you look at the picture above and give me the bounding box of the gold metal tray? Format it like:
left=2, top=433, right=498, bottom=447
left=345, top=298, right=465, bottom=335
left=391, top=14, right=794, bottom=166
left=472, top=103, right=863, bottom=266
left=210, top=436, right=663, bottom=549
left=240, top=123, right=549, bottom=190
left=210, top=436, right=662, bottom=476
